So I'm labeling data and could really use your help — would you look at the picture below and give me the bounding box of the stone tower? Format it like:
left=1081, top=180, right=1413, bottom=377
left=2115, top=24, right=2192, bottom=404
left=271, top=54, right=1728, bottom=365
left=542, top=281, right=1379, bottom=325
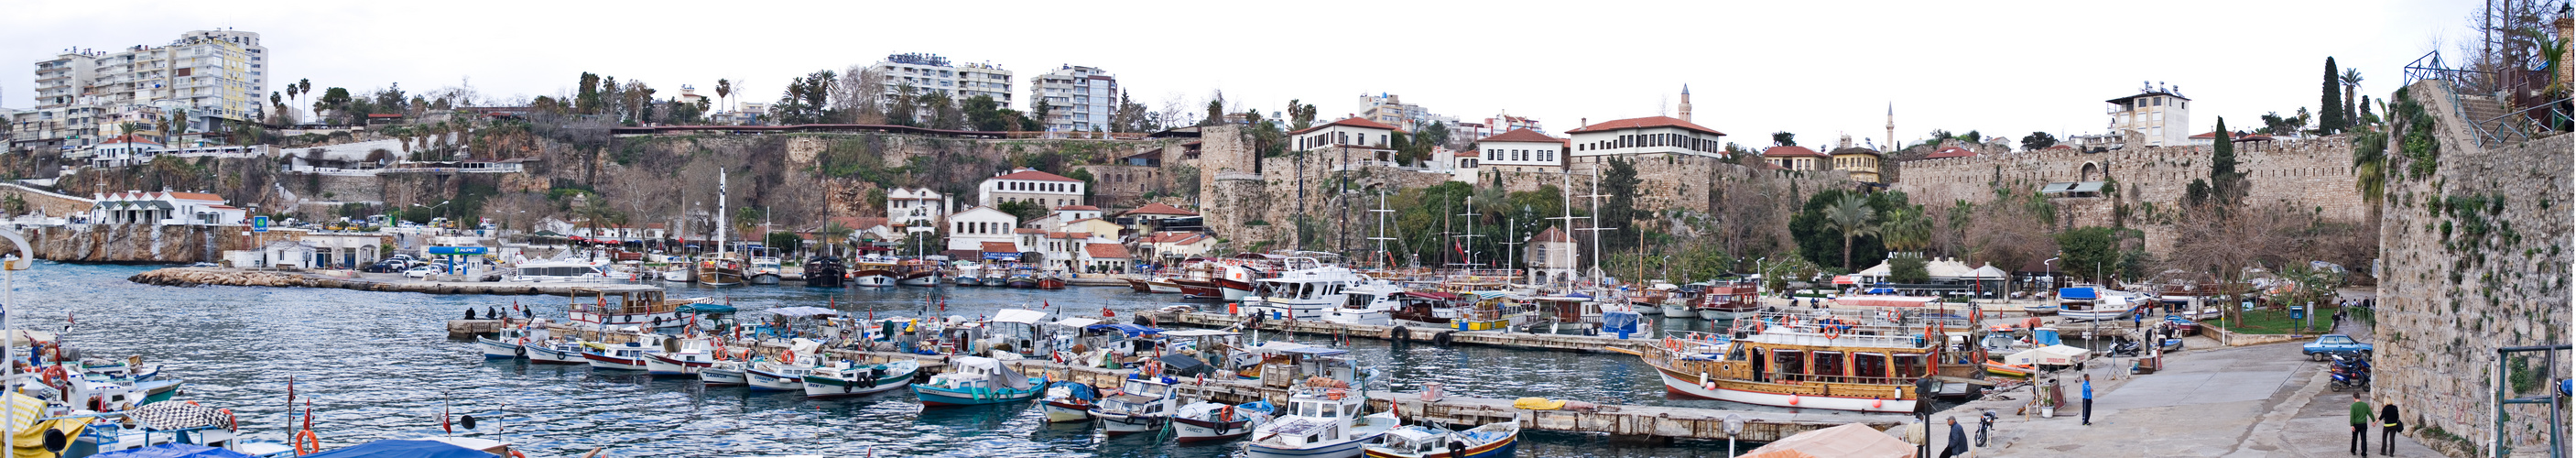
left=1678, top=84, right=1692, bottom=122
left=1884, top=103, right=1896, bottom=151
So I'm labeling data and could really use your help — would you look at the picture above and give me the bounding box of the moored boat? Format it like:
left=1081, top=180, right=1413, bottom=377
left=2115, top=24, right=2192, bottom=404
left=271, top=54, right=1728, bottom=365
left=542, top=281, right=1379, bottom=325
left=1244, top=380, right=1398, bottom=458
left=1005, top=268, right=1039, bottom=289
left=1040, top=381, right=1100, bottom=423
left=1693, top=280, right=1761, bottom=321
left=746, top=256, right=783, bottom=285
left=911, top=355, right=1044, bottom=406
left=746, top=341, right=824, bottom=391
left=896, top=259, right=940, bottom=287
left=1174, top=399, right=1274, bottom=442
left=1036, top=270, right=1067, bottom=289
left=1612, top=310, right=1938, bottom=413
left=701, top=360, right=750, bottom=386
left=474, top=322, right=533, bottom=359
left=850, top=257, right=898, bottom=288
left=582, top=340, right=657, bottom=371
left=1095, top=376, right=1179, bottom=436
left=527, top=340, right=588, bottom=365
left=801, top=359, right=921, bottom=398
left=1364, top=421, right=1521, bottom=458
left=642, top=338, right=718, bottom=376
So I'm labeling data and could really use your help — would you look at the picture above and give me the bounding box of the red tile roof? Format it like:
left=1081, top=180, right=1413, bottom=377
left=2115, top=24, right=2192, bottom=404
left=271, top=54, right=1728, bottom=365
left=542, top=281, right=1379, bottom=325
left=1049, top=232, right=1087, bottom=239
left=1529, top=226, right=1571, bottom=243
left=990, top=168, right=1082, bottom=182
left=1014, top=228, right=1048, bottom=234
left=1478, top=128, right=1560, bottom=144
left=1084, top=243, right=1131, bottom=259
left=1455, top=150, right=1482, bottom=157
left=1923, top=147, right=1979, bottom=159
left=1288, top=117, right=1407, bottom=136
left=980, top=241, right=1019, bottom=253
left=99, top=135, right=161, bottom=146
left=1561, top=115, right=1724, bottom=136
left=1120, top=202, right=1198, bottom=216
left=1760, top=146, right=1828, bottom=158
left=1055, top=205, right=1101, bottom=212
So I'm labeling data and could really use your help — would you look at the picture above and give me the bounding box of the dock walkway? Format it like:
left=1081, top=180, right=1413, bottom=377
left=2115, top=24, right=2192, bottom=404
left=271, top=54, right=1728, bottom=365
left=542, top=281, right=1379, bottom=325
left=451, top=319, right=1901, bottom=442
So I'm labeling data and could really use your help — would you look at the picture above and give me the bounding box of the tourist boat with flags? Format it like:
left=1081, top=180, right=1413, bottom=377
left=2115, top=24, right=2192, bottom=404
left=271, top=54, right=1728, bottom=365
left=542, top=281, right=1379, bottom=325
left=1609, top=310, right=1941, bottom=413
left=565, top=288, right=697, bottom=330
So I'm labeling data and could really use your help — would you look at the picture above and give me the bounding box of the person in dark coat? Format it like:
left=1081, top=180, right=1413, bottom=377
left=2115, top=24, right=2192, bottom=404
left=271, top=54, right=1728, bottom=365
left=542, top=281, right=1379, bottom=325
left=465, top=309, right=477, bottom=320
left=2379, top=403, right=2402, bottom=455
left=1940, top=417, right=1968, bottom=458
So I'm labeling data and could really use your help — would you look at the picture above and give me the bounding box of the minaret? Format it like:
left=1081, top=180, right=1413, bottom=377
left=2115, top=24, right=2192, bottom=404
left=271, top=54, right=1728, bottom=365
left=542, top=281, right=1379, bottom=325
left=1884, top=103, right=1896, bottom=151
left=1678, top=84, right=1693, bottom=122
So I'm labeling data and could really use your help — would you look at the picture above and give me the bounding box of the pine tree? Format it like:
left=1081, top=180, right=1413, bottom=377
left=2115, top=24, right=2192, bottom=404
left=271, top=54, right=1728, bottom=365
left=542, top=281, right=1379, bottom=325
left=2320, top=58, right=2342, bottom=134
left=2209, top=117, right=2243, bottom=205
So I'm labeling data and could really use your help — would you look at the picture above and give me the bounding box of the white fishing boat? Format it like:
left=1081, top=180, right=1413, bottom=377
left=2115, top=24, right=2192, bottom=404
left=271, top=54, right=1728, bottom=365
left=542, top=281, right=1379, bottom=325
left=747, top=256, right=784, bottom=285
left=1365, top=422, right=1522, bottom=458
left=582, top=339, right=658, bottom=371
left=1174, top=399, right=1274, bottom=442
left=1095, top=376, right=1180, bottom=436
left=1244, top=259, right=1361, bottom=322
left=2057, top=287, right=2137, bottom=322
left=1039, top=381, right=1099, bottom=423
left=643, top=338, right=719, bottom=376
left=1243, top=381, right=1398, bottom=458
left=1322, top=278, right=1404, bottom=326
left=527, top=340, right=587, bottom=365
left=700, top=360, right=750, bottom=386
left=746, top=339, right=825, bottom=391
left=474, top=322, right=534, bottom=358
left=660, top=265, right=693, bottom=284
left=800, top=359, right=921, bottom=398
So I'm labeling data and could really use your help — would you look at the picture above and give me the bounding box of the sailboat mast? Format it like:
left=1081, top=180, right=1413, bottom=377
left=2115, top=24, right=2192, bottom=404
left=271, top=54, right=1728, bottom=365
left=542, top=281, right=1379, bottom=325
left=1367, top=191, right=1395, bottom=270
left=717, top=169, right=729, bottom=256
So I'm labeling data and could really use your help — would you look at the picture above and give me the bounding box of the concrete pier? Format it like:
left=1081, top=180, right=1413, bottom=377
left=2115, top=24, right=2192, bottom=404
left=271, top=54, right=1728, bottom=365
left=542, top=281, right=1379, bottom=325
left=134, top=267, right=664, bottom=296
left=453, top=319, right=1902, bottom=442
left=1136, top=311, right=1658, bottom=354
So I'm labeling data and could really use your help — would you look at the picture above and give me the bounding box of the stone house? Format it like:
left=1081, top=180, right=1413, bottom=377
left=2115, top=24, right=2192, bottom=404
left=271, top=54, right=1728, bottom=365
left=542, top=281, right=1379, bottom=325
left=1526, top=226, right=1577, bottom=285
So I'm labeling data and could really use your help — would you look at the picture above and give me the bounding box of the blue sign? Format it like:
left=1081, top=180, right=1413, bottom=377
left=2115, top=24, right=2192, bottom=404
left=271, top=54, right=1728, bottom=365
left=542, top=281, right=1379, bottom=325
left=251, top=216, right=269, bottom=233
left=428, top=246, right=489, bottom=256
left=982, top=252, right=1020, bottom=261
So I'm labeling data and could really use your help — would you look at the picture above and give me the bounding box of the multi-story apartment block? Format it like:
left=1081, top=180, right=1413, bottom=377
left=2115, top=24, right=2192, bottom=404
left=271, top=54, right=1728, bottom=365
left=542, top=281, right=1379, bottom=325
left=871, top=52, right=1012, bottom=110
left=1355, top=93, right=1455, bottom=132
left=1028, top=65, right=1116, bottom=133
left=25, top=30, right=267, bottom=148
left=977, top=168, right=1085, bottom=210
left=2105, top=85, right=2191, bottom=147
left=885, top=187, right=950, bottom=234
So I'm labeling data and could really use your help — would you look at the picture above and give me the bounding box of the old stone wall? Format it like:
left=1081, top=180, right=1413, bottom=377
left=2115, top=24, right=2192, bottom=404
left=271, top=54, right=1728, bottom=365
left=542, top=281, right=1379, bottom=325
left=1893, top=136, right=2366, bottom=222
left=18, top=224, right=259, bottom=263
left=0, top=183, right=93, bottom=217
left=2372, top=81, right=2571, bottom=457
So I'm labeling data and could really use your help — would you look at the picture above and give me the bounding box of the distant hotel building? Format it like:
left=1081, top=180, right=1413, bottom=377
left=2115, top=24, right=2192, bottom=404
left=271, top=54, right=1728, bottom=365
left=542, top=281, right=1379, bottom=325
left=2103, top=85, right=2192, bottom=147
left=16, top=29, right=268, bottom=150
left=870, top=52, right=1013, bottom=109
left=1028, top=65, right=1117, bottom=133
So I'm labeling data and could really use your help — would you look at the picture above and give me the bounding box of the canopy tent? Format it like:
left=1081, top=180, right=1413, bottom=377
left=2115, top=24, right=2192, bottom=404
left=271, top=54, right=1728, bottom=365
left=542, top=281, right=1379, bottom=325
left=765, top=306, right=839, bottom=318
left=2058, top=288, right=2098, bottom=300
left=1967, top=264, right=2010, bottom=280
left=992, top=309, right=1049, bottom=324
left=299, top=440, right=494, bottom=458
left=1740, top=422, right=1917, bottom=458
left=676, top=303, right=737, bottom=314
left=2007, top=344, right=2092, bottom=366
left=1050, top=318, right=1103, bottom=328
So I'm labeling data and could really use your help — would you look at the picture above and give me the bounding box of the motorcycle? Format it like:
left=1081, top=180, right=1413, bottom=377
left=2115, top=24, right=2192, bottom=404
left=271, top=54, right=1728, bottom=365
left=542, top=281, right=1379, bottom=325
left=1976, top=409, right=1997, bottom=447
left=2106, top=338, right=2142, bottom=357
left=2328, top=354, right=2373, bottom=391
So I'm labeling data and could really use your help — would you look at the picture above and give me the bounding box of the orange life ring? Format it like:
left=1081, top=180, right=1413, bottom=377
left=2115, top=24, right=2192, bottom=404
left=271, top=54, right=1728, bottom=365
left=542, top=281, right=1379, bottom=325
left=1873, top=398, right=1883, bottom=409
left=780, top=350, right=797, bottom=363
left=295, top=430, right=321, bottom=455
left=509, top=451, right=527, bottom=458
left=1218, top=406, right=1234, bottom=423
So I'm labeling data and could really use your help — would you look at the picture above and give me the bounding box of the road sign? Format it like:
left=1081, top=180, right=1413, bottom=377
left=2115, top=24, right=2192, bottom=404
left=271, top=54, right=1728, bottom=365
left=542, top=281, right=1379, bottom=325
left=251, top=216, right=269, bottom=233
left=428, top=246, right=488, bottom=256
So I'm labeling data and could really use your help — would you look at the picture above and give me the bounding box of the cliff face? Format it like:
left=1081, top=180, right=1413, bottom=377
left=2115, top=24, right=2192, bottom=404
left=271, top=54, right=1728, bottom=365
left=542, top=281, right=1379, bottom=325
left=18, top=224, right=249, bottom=263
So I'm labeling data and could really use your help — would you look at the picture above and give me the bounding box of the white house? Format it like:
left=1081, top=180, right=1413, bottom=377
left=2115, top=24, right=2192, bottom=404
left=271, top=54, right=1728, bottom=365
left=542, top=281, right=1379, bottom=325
left=1761, top=146, right=1831, bottom=171
left=1136, top=231, right=1215, bottom=261
left=977, top=168, right=1086, bottom=210
left=89, top=135, right=164, bottom=168
left=257, top=240, right=316, bottom=269
left=944, top=206, right=1022, bottom=252
left=1473, top=128, right=1566, bottom=173
left=1289, top=117, right=1404, bottom=153
left=886, top=187, right=950, bottom=234
left=1081, top=243, right=1132, bottom=274
left=1526, top=226, right=1577, bottom=285
left=1564, top=116, right=1728, bottom=160
left=88, top=191, right=245, bottom=225
left=1050, top=205, right=1103, bottom=228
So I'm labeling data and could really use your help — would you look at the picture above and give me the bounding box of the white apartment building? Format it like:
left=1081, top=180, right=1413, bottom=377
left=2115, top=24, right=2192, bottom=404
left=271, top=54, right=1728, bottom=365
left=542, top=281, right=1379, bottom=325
left=871, top=52, right=1013, bottom=109
left=1290, top=117, right=1403, bottom=152
left=945, top=206, right=1021, bottom=252
left=977, top=168, right=1086, bottom=209
left=2106, top=87, right=2191, bottom=147
left=89, top=134, right=163, bottom=168
left=1356, top=93, right=1457, bottom=132
left=885, top=187, right=950, bottom=234
left=29, top=30, right=267, bottom=147
left=1028, top=65, right=1116, bottom=133
left=1564, top=116, right=1728, bottom=160
left=1473, top=128, right=1565, bottom=173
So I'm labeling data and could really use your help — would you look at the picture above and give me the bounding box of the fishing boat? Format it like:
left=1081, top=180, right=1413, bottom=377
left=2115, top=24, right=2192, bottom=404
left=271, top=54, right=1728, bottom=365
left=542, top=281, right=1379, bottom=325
left=474, top=322, right=534, bottom=358
left=747, top=340, right=824, bottom=391
left=911, top=355, right=1045, bottom=406
left=1364, top=422, right=1521, bottom=458
left=1243, top=380, right=1398, bottom=458
left=582, top=339, right=658, bottom=371
left=642, top=338, right=719, bottom=376
left=1036, top=269, right=1068, bottom=289
left=1095, top=376, right=1180, bottom=436
left=701, top=360, right=750, bottom=386
left=1389, top=290, right=1463, bottom=325
left=1005, top=267, right=1039, bottom=289
left=747, top=256, right=784, bottom=285
left=1243, top=261, right=1362, bottom=322
left=1324, top=278, right=1405, bottom=326
left=565, top=288, right=692, bottom=330
left=1174, top=400, right=1274, bottom=442
left=1693, top=280, right=1762, bottom=321
left=981, top=267, right=1011, bottom=287
left=697, top=255, right=746, bottom=287
left=660, top=264, right=694, bottom=283
left=526, top=339, right=588, bottom=365
left=849, top=256, right=898, bottom=288
left=1611, top=310, right=1940, bottom=413
left=1040, top=381, right=1100, bottom=423
left=896, top=259, right=941, bottom=287
left=801, top=359, right=921, bottom=398
left=2058, top=287, right=2137, bottom=322
left=954, top=263, right=984, bottom=287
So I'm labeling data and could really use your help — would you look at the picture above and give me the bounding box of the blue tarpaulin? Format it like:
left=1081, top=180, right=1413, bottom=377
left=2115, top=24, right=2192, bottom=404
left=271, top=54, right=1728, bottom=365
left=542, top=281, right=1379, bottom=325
left=92, top=444, right=261, bottom=458
left=1084, top=323, right=1164, bottom=337
left=1602, top=311, right=1641, bottom=338
left=2058, top=288, right=2097, bottom=300
left=300, top=440, right=495, bottom=458
left=1047, top=381, right=1097, bottom=401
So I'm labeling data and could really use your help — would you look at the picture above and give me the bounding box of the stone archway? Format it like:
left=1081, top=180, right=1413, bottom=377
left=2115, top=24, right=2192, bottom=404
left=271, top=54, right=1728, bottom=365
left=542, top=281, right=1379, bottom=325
left=2079, top=161, right=2102, bottom=181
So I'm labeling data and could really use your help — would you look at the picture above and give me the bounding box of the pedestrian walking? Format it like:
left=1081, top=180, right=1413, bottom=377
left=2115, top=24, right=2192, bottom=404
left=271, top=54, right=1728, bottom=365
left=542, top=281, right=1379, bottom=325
left=2080, top=375, right=2094, bottom=425
left=2379, top=403, right=2402, bottom=455
left=2350, top=393, right=2371, bottom=456
left=1940, top=417, right=1968, bottom=458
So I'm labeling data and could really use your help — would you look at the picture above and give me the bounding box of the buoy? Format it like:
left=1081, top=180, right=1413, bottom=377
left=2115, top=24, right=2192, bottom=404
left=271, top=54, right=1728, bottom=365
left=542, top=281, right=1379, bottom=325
left=1788, top=394, right=1799, bottom=405
left=1873, top=398, right=1883, bottom=409
left=1703, top=381, right=1716, bottom=391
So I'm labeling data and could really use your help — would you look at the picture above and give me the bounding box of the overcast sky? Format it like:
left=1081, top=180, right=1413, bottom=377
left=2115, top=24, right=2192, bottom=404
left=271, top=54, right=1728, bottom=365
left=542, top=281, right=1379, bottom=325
left=5, top=0, right=2478, bottom=147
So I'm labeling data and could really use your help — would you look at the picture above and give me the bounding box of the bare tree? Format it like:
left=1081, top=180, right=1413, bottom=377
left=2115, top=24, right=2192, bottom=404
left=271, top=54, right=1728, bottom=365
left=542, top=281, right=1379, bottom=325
left=1158, top=92, right=1191, bottom=128
left=833, top=65, right=888, bottom=124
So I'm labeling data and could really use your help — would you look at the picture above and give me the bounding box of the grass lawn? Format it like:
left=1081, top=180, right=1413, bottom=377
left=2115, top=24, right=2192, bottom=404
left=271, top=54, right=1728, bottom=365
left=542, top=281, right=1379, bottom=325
left=2212, top=308, right=2338, bottom=334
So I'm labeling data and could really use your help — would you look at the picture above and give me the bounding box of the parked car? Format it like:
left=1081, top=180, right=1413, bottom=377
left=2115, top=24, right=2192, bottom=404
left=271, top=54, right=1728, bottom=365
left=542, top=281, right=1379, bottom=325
left=2302, top=334, right=2373, bottom=360
left=404, top=266, right=438, bottom=278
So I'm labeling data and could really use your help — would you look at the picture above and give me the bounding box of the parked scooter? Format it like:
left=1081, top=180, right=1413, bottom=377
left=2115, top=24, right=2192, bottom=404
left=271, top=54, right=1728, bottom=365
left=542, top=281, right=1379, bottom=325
left=2329, top=354, right=2372, bottom=391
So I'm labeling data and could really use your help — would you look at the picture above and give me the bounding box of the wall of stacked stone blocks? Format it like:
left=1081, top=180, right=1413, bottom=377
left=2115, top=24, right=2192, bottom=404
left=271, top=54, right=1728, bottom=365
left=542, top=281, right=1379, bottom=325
left=1890, top=136, right=2366, bottom=254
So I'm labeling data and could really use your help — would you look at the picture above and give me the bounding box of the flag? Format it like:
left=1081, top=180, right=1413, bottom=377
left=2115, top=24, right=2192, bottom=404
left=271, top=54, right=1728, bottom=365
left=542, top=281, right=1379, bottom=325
left=302, top=399, right=312, bottom=431
left=440, top=403, right=451, bottom=434
left=1102, top=306, right=1114, bottom=317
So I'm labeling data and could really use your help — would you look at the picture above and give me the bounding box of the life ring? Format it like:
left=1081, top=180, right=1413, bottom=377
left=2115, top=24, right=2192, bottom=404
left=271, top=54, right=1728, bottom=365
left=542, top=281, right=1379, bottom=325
left=1218, top=406, right=1234, bottom=423
left=509, top=451, right=527, bottom=458
left=780, top=350, right=797, bottom=363
left=221, top=409, right=235, bottom=431
left=295, top=430, right=321, bottom=455
left=1325, top=388, right=1347, bottom=400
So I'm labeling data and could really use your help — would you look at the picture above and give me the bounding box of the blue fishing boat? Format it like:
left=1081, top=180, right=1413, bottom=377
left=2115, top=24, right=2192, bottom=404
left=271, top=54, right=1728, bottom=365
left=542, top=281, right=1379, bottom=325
left=910, top=355, right=1044, bottom=406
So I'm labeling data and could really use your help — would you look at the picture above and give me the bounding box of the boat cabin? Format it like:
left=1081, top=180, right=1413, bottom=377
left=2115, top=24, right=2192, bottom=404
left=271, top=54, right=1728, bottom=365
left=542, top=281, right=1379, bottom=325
left=566, top=288, right=687, bottom=328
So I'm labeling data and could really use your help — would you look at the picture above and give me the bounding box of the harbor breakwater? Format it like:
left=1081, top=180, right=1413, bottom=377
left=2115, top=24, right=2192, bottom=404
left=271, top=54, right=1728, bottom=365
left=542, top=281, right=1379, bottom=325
left=127, top=267, right=653, bottom=296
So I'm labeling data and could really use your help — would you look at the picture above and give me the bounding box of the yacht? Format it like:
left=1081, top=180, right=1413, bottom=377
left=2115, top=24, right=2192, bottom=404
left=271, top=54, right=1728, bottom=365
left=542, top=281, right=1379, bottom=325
left=1243, top=262, right=1363, bottom=322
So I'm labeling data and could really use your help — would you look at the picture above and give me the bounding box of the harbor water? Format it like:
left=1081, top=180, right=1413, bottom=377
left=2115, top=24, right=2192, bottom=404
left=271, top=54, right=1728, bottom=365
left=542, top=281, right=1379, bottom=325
left=27, top=263, right=1897, bottom=457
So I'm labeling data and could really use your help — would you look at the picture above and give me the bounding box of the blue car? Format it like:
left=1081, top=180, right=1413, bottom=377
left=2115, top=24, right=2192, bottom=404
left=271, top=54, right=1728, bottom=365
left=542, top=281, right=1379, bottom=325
left=2302, top=334, right=2373, bottom=360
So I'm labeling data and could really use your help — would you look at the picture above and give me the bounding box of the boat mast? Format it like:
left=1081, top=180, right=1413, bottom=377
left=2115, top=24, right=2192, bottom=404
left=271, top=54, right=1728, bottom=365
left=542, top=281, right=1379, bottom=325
left=1455, top=196, right=1479, bottom=269
left=1577, top=169, right=1614, bottom=292
left=1367, top=190, right=1395, bottom=271
left=1546, top=171, right=1587, bottom=291
left=716, top=169, right=729, bottom=258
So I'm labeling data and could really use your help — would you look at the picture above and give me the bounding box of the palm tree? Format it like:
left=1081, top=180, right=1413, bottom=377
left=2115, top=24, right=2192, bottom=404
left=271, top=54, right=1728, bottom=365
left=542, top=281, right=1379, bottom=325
left=1881, top=205, right=1932, bottom=254
left=714, top=79, right=732, bottom=116
left=820, top=219, right=852, bottom=257
left=2339, top=69, right=2363, bottom=125
left=1823, top=193, right=1881, bottom=270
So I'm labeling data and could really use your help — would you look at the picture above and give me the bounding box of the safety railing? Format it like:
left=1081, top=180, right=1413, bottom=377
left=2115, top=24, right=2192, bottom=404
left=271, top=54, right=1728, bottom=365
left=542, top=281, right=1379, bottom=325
left=2481, top=98, right=2574, bottom=145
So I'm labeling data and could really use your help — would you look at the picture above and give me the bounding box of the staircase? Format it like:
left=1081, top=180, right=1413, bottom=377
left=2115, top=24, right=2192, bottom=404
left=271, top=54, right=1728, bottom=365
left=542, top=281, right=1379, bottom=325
left=2457, top=95, right=2513, bottom=140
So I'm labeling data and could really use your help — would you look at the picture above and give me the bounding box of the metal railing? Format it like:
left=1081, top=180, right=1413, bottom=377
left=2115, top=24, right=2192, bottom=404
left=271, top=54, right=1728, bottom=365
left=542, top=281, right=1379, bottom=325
left=2479, top=98, right=2574, bottom=145
left=2402, top=51, right=2501, bottom=147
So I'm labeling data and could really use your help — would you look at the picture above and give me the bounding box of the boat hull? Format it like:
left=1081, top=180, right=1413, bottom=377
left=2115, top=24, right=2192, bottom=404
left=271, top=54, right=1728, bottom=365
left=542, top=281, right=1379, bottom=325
left=1172, top=416, right=1260, bottom=442
left=527, top=344, right=586, bottom=365
left=1041, top=401, right=1095, bottom=423
left=746, top=368, right=808, bottom=391
left=851, top=271, right=897, bottom=288
left=1652, top=369, right=1916, bottom=413
left=1323, top=311, right=1392, bottom=326
left=699, top=271, right=743, bottom=287
left=1363, top=433, right=1518, bottom=458
left=582, top=354, right=649, bottom=371
left=911, top=386, right=1042, bottom=407
left=1659, top=303, right=1694, bottom=317
left=474, top=337, right=522, bottom=359
left=1246, top=431, right=1387, bottom=458
left=801, top=367, right=918, bottom=398
left=898, top=273, right=940, bottom=287
left=700, top=366, right=749, bottom=385
left=954, top=276, right=983, bottom=287
left=643, top=354, right=712, bottom=376
left=2021, top=305, right=2060, bottom=315
left=2060, top=308, right=2133, bottom=322
left=1037, top=278, right=1066, bottom=289
left=1697, top=308, right=1757, bottom=321
left=747, top=273, right=781, bottom=285
left=1098, top=412, right=1168, bottom=436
